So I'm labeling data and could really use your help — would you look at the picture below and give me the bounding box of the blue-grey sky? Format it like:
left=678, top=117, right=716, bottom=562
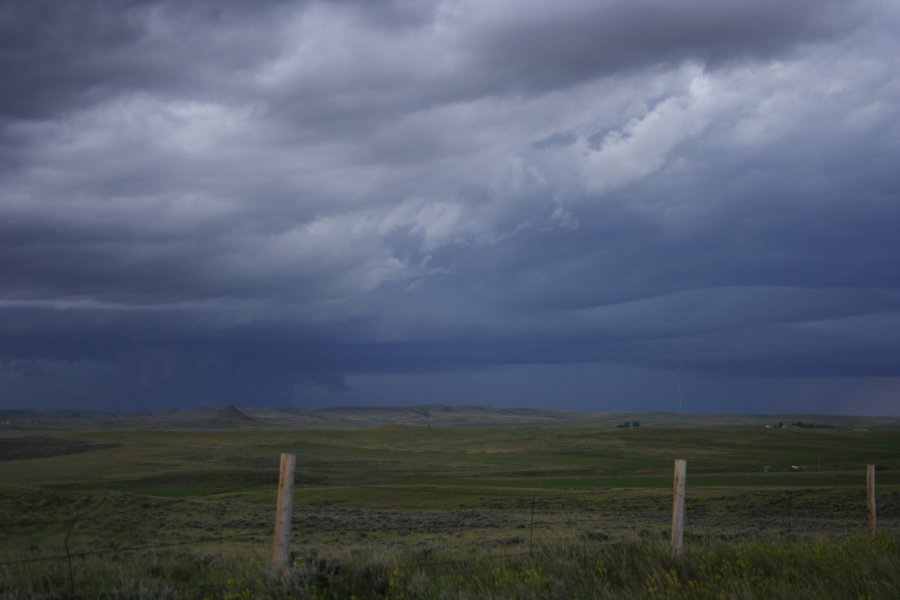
left=2, top=0, right=899, bottom=414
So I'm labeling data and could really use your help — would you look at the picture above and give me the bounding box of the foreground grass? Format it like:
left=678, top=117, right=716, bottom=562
left=328, top=535, right=900, bottom=600
left=1, top=535, right=898, bottom=599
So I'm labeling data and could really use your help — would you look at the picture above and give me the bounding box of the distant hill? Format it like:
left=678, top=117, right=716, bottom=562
left=175, top=404, right=260, bottom=428
left=253, top=406, right=900, bottom=430
left=1, top=405, right=898, bottom=432
left=212, top=404, right=255, bottom=422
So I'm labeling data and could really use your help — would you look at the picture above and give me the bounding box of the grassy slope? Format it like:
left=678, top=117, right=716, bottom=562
left=2, top=425, right=899, bottom=491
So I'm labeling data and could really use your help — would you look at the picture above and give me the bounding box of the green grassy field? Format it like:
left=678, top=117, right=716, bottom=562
left=1, top=408, right=899, bottom=598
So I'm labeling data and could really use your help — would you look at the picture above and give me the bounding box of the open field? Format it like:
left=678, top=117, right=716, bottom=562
left=1, top=407, right=900, bottom=598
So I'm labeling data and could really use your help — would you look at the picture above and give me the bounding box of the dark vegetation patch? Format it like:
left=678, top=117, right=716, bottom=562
left=0, top=436, right=120, bottom=461
left=60, top=469, right=285, bottom=496
left=129, top=469, right=278, bottom=488
left=294, top=506, right=516, bottom=536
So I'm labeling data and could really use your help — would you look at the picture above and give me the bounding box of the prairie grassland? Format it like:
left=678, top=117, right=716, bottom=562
left=1, top=419, right=899, bottom=598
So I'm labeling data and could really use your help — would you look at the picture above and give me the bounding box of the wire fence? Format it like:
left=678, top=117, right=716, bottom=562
left=1, top=462, right=897, bottom=598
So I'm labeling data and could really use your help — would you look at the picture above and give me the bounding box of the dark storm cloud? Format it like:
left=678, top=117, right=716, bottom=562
left=1, top=0, right=899, bottom=412
left=0, top=0, right=292, bottom=120
left=255, top=0, right=874, bottom=139
left=461, top=0, right=863, bottom=94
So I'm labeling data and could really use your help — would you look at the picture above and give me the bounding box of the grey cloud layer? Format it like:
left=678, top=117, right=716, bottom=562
left=2, top=0, right=899, bottom=410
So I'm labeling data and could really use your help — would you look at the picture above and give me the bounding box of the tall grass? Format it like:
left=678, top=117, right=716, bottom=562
left=3, top=535, right=897, bottom=599
left=287, top=534, right=899, bottom=599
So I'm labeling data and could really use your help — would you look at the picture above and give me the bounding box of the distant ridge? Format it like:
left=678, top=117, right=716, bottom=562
left=213, top=404, right=254, bottom=422
left=3, top=405, right=899, bottom=432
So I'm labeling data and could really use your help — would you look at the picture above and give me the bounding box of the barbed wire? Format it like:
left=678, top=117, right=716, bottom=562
left=0, top=509, right=893, bottom=598
left=2, top=458, right=893, bottom=600
left=304, top=479, right=613, bottom=500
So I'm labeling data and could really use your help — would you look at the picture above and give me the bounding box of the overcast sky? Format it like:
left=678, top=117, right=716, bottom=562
left=2, top=0, right=899, bottom=414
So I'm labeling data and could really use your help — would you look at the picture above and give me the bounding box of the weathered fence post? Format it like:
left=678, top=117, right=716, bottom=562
left=672, top=459, right=686, bottom=556
left=867, top=464, right=876, bottom=537
left=272, top=453, right=297, bottom=569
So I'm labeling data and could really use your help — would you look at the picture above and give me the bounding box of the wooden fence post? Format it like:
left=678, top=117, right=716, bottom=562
left=272, top=453, right=297, bottom=569
left=672, top=459, right=686, bottom=556
left=867, top=464, right=876, bottom=537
